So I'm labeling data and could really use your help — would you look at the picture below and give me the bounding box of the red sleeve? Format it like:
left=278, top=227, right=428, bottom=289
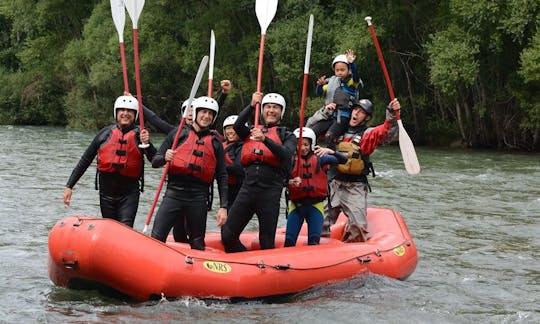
left=359, top=119, right=391, bottom=155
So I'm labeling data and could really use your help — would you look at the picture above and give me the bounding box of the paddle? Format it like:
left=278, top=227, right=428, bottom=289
left=142, top=55, right=209, bottom=234
left=254, top=0, right=278, bottom=127
left=295, top=14, right=314, bottom=173
left=110, top=0, right=129, bottom=94
left=124, top=0, right=148, bottom=148
left=208, top=30, right=215, bottom=96
left=365, top=16, right=420, bottom=175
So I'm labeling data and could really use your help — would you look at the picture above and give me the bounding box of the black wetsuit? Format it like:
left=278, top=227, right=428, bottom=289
left=150, top=125, right=228, bottom=250
left=220, top=104, right=296, bottom=252
left=224, top=140, right=244, bottom=209
left=65, top=124, right=156, bottom=227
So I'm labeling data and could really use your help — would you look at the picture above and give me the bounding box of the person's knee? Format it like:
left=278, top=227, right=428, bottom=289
left=173, top=226, right=188, bottom=243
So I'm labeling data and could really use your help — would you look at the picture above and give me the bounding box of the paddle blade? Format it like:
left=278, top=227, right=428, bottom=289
left=110, top=0, right=126, bottom=42
left=303, top=14, right=314, bottom=74
left=397, top=120, right=421, bottom=174
left=255, top=0, right=278, bottom=34
left=209, top=30, right=215, bottom=80
left=182, top=55, right=209, bottom=119
left=124, top=0, right=145, bottom=28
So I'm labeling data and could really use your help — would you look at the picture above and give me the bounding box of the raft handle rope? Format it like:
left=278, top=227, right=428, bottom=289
left=356, top=256, right=371, bottom=264
left=65, top=218, right=410, bottom=272
left=159, top=240, right=411, bottom=271
left=275, top=264, right=291, bottom=270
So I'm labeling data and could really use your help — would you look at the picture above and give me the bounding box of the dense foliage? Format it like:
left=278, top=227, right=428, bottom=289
left=0, top=0, right=538, bottom=150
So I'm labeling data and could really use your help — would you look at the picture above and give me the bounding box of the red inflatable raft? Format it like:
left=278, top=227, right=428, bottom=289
left=48, top=207, right=417, bottom=301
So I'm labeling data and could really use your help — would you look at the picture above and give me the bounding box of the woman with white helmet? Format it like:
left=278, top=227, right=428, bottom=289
left=285, top=127, right=347, bottom=246
left=63, top=95, right=157, bottom=227
left=308, top=49, right=364, bottom=150
left=222, top=114, right=244, bottom=209
left=221, top=91, right=297, bottom=253
left=151, top=96, right=228, bottom=251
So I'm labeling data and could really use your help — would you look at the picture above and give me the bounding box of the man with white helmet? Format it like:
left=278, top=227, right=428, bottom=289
left=221, top=92, right=297, bottom=253
left=322, top=98, right=401, bottom=242
left=151, top=96, right=228, bottom=250
left=222, top=114, right=244, bottom=209
left=308, top=49, right=363, bottom=150
left=285, top=127, right=347, bottom=247
left=63, top=95, right=156, bottom=227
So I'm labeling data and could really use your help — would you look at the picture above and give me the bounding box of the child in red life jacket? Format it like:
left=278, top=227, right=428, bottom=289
left=285, top=127, right=347, bottom=246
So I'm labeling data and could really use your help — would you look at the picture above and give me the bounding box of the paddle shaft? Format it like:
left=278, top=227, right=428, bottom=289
left=119, top=43, right=129, bottom=93
left=110, top=0, right=129, bottom=93
left=143, top=117, right=187, bottom=232
left=254, top=34, right=266, bottom=127
left=208, top=30, right=215, bottom=97
left=132, top=28, right=145, bottom=129
left=295, top=15, right=314, bottom=174
left=365, top=19, right=401, bottom=120
left=365, top=17, right=420, bottom=174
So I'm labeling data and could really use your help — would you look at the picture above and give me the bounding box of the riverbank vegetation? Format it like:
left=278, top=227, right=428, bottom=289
left=0, top=0, right=538, bottom=150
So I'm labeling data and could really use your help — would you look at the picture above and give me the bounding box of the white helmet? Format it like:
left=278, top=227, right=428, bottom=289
left=114, top=95, right=139, bottom=120
left=181, top=99, right=190, bottom=112
left=332, top=54, right=348, bottom=68
left=222, top=115, right=238, bottom=132
left=261, top=93, right=286, bottom=119
left=192, top=96, right=219, bottom=124
left=293, top=127, right=317, bottom=150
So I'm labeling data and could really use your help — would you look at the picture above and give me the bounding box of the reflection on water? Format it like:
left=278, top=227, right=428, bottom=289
left=0, top=125, right=539, bottom=323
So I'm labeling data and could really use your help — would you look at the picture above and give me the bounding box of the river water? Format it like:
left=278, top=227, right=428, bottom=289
left=0, top=125, right=538, bottom=323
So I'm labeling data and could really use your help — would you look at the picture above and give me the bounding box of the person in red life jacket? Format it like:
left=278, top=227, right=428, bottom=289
left=63, top=95, right=157, bottom=227
left=322, top=98, right=401, bottom=242
left=142, top=80, right=231, bottom=242
left=285, top=127, right=347, bottom=247
left=150, top=96, right=228, bottom=251
left=221, top=92, right=297, bottom=253
left=222, top=114, right=244, bottom=210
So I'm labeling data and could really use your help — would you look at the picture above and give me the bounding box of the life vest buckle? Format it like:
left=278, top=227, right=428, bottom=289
left=112, top=163, right=125, bottom=169
left=252, top=148, right=264, bottom=155
left=188, top=163, right=202, bottom=172
left=193, top=150, right=203, bottom=157
left=115, top=149, right=127, bottom=156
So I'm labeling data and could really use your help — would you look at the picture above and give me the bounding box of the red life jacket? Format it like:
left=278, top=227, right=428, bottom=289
left=288, top=153, right=328, bottom=201
left=223, top=142, right=237, bottom=185
left=170, top=130, right=216, bottom=184
left=241, top=126, right=282, bottom=167
left=97, top=127, right=142, bottom=178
